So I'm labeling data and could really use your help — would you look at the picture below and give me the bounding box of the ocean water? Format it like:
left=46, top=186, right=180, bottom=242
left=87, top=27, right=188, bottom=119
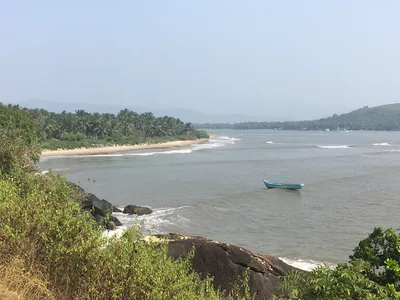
left=40, top=130, right=400, bottom=270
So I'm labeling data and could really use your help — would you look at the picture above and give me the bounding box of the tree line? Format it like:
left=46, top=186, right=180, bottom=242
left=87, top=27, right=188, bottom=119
left=196, top=105, right=400, bottom=131
left=1, top=104, right=209, bottom=149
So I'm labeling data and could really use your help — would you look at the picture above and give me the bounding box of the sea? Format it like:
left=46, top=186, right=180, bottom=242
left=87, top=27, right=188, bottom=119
left=39, top=130, right=400, bottom=271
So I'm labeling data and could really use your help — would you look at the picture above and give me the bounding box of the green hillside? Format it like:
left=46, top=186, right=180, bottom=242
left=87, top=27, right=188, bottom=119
left=196, top=104, right=400, bottom=131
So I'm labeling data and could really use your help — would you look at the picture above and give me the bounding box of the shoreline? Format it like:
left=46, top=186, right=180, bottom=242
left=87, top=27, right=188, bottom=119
left=41, top=137, right=215, bottom=157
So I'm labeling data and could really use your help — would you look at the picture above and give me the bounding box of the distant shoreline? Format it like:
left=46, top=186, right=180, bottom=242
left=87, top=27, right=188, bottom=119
left=41, top=135, right=217, bottom=157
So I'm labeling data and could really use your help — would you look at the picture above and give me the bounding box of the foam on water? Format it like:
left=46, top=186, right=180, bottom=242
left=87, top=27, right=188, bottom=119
left=372, top=142, right=391, bottom=146
left=317, top=145, right=350, bottom=149
left=131, top=149, right=193, bottom=156
left=103, top=206, right=190, bottom=238
left=43, top=136, right=240, bottom=159
left=219, top=136, right=241, bottom=141
left=191, top=142, right=226, bottom=150
left=266, top=141, right=283, bottom=145
left=35, top=168, right=70, bottom=175
left=279, top=257, right=336, bottom=271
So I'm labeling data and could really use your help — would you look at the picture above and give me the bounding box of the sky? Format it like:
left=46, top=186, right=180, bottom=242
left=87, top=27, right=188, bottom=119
left=1, top=1, right=400, bottom=121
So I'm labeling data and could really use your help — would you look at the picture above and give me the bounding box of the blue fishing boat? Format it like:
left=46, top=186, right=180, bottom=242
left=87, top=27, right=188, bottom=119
left=263, top=180, right=304, bottom=190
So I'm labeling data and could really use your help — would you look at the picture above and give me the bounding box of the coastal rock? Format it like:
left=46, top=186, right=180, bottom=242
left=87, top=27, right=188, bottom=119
left=71, top=184, right=122, bottom=229
left=82, top=193, right=113, bottom=217
left=106, top=221, right=117, bottom=231
left=123, top=205, right=153, bottom=215
left=113, top=206, right=123, bottom=213
left=109, top=215, right=123, bottom=227
left=153, top=233, right=302, bottom=300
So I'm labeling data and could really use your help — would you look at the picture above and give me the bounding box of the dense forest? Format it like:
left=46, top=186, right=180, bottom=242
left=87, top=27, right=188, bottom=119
left=196, top=104, right=400, bottom=131
left=0, top=103, right=209, bottom=150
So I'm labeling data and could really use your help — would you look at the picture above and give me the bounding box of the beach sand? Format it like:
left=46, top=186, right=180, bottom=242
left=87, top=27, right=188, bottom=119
left=41, top=136, right=215, bottom=157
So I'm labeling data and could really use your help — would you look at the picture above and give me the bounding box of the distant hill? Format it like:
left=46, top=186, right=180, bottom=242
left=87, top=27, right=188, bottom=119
left=195, top=104, right=400, bottom=131
left=4, top=99, right=359, bottom=123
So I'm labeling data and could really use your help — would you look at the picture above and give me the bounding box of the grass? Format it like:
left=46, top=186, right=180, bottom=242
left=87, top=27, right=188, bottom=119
left=0, top=258, right=54, bottom=300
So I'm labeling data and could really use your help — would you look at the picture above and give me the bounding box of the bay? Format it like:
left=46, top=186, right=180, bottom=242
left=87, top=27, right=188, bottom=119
left=40, top=130, right=400, bottom=269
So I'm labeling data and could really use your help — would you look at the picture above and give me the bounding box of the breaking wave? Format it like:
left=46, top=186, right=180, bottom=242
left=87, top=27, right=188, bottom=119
left=103, top=206, right=189, bottom=238
left=35, top=168, right=70, bottom=175
left=44, top=136, right=241, bottom=159
left=317, top=145, right=350, bottom=149
left=279, top=257, right=336, bottom=271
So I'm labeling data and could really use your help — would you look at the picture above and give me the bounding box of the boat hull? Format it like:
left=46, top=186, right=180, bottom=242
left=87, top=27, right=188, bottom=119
left=263, top=180, right=304, bottom=190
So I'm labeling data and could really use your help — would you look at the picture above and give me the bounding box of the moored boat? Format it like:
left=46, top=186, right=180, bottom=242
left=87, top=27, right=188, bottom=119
left=263, top=180, right=304, bottom=190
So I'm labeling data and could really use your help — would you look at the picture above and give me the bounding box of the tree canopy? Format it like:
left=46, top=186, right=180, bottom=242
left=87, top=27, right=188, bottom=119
left=1, top=104, right=209, bottom=149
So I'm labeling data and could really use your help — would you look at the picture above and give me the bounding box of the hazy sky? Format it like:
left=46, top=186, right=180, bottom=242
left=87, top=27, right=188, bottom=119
left=1, top=1, right=399, bottom=119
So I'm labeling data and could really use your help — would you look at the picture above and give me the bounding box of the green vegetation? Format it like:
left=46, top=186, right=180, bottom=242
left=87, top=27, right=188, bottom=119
left=196, top=104, right=400, bottom=131
left=0, top=105, right=250, bottom=299
left=4, top=104, right=400, bottom=299
left=3, top=104, right=209, bottom=150
left=279, top=227, right=400, bottom=299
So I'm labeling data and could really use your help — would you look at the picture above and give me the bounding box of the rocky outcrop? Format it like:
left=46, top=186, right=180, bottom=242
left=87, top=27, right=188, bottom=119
left=109, top=215, right=122, bottom=227
left=123, top=205, right=153, bottom=215
left=82, top=193, right=113, bottom=217
left=69, top=182, right=122, bottom=229
left=152, top=233, right=302, bottom=300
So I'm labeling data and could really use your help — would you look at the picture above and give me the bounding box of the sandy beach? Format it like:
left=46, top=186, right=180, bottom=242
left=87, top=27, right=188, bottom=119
left=41, top=136, right=215, bottom=157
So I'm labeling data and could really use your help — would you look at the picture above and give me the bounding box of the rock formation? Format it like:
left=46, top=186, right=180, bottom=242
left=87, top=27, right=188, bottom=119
left=151, top=233, right=303, bottom=300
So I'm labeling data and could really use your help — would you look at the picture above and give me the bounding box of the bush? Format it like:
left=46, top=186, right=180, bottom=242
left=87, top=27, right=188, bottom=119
left=279, top=261, right=399, bottom=300
left=0, top=258, right=55, bottom=300
left=278, top=227, right=400, bottom=300
left=0, top=131, right=40, bottom=177
left=350, top=227, right=400, bottom=289
left=0, top=173, right=252, bottom=299
left=0, top=174, right=104, bottom=298
left=60, top=132, right=86, bottom=141
left=194, top=130, right=209, bottom=139
left=0, top=105, right=40, bottom=176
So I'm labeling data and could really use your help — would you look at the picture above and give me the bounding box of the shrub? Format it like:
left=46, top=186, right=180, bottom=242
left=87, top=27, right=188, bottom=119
left=0, top=173, right=252, bottom=299
left=350, top=227, right=400, bottom=289
left=279, top=261, right=399, bottom=300
left=194, top=130, right=209, bottom=139
left=0, top=174, right=104, bottom=298
left=0, top=131, right=39, bottom=177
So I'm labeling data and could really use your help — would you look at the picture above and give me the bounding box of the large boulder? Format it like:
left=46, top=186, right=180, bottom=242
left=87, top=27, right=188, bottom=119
left=152, top=233, right=302, bottom=300
left=113, top=206, right=123, bottom=213
left=67, top=182, right=123, bottom=229
left=123, top=205, right=153, bottom=215
left=82, top=193, right=113, bottom=217
left=109, top=215, right=123, bottom=227
left=76, top=188, right=122, bottom=229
